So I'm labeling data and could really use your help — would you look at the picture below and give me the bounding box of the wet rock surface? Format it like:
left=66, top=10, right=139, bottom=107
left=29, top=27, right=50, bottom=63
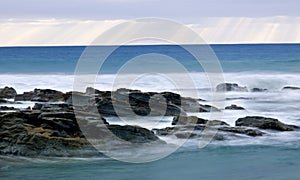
left=236, top=116, right=298, bottom=131
left=216, top=83, right=248, bottom=92
left=154, top=115, right=264, bottom=139
left=15, top=89, right=65, bottom=102
left=282, top=86, right=300, bottom=90
left=225, top=104, right=245, bottom=110
left=0, top=105, right=164, bottom=156
left=65, top=88, right=219, bottom=117
left=0, top=86, right=17, bottom=99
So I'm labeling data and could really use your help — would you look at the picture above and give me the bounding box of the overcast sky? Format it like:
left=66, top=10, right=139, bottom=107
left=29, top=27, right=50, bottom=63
left=1, top=0, right=299, bottom=22
left=0, top=0, right=299, bottom=45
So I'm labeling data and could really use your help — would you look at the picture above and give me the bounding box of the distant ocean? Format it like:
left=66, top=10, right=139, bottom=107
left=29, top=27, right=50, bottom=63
left=1, top=44, right=300, bottom=179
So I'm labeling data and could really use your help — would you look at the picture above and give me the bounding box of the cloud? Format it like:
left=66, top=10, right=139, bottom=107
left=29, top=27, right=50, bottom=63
left=0, top=16, right=299, bottom=46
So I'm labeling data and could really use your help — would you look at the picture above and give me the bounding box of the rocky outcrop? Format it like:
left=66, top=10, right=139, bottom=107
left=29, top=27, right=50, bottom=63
left=218, top=126, right=264, bottom=136
left=15, top=89, right=65, bottom=102
left=152, top=115, right=264, bottom=139
left=236, top=116, right=298, bottom=131
left=154, top=123, right=264, bottom=139
left=32, top=103, right=72, bottom=111
left=0, top=107, right=164, bottom=156
left=251, top=88, right=267, bottom=92
left=282, top=86, right=300, bottom=90
left=0, top=86, right=17, bottom=99
left=171, top=115, right=229, bottom=126
left=67, top=88, right=218, bottom=117
left=225, top=104, right=245, bottom=110
left=216, top=83, right=248, bottom=92
left=0, top=106, right=19, bottom=111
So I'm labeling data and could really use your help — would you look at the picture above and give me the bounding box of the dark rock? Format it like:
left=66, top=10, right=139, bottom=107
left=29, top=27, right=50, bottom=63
left=0, top=111, right=96, bottom=156
left=0, top=106, right=16, bottom=111
left=0, top=86, right=17, bottom=99
left=32, top=103, right=72, bottom=111
left=154, top=124, right=262, bottom=139
left=218, top=126, right=264, bottom=136
left=174, top=132, right=197, bottom=139
left=15, top=89, right=64, bottom=102
left=236, top=116, right=298, bottom=131
left=152, top=127, right=175, bottom=136
left=282, top=86, right=300, bottom=90
left=172, top=116, right=229, bottom=126
left=199, top=104, right=220, bottom=112
left=251, top=88, right=267, bottom=92
left=14, top=92, right=35, bottom=101
left=108, top=125, right=160, bottom=143
left=216, top=83, right=248, bottom=92
left=0, top=99, right=8, bottom=104
left=0, top=109, right=164, bottom=156
left=94, top=89, right=217, bottom=116
left=65, top=91, right=94, bottom=105
left=225, top=104, right=245, bottom=110
left=38, top=112, right=75, bottom=120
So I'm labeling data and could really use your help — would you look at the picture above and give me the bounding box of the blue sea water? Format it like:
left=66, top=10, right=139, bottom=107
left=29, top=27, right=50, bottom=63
left=0, top=44, right=299, bottom=74
left=1, top=44, right=300, bottom=179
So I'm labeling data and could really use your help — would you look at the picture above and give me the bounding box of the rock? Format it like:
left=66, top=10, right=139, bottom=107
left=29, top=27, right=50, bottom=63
left=174, top=132, right=197, bottom=139
left=282, top=86, right=300, bottom=90
left=15, top=89, right=64, bottom=102
left=108, top=125, right=160, bottom=143
left=154, top=124, right=262, bottom=139
left=0, top=111, right=95, bottom=156
left=0, top=87, right=17, bottom=99
left=0, top=106, right=16, bottom=111
left=0, top=99, right=9, bottom=104
left=251, top=88, right=267, bottom=92
left=14, top=92, right=35, bottom=101
left=172, top=116, right=229, bottom=126
left=32, top=103, right=72, bottom=111
left=64, top=91, right=93, bottom=105
left=218, top=126, right=264, bottom=137
left=153, top=127, right=175, bottom=136
left=216, top=83, right=248, bottom=92
left=199, top=104, right=220, bottom=112
left=236, top=116, right=298, bottom=131
left=225, top=104, right=245, bottom=110
left=0, top=109, right=164, bottom=156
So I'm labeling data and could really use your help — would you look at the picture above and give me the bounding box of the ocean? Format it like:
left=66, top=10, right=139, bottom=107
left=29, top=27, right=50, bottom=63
left=1, top=44, right=300, bottom=179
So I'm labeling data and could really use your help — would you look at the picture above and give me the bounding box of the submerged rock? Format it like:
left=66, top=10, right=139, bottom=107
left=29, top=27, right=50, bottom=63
left=216, top=83, right=248, bottom=92
left=171, top=115, right=229, bottom=126
left=251, top=88, right=267, bottom=92
left=225, top=104, right=245, bottom=110
left=236, top=116, right=298, bottom=131
left=154, top=123, right=264, bottom=139
left=282, top=86, right=300, bottom=90
left=218, top=126, right=264, bottom=137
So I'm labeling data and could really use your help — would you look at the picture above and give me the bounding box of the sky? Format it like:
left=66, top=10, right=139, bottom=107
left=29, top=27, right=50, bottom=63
left=0, top=0, right=299, bottom=45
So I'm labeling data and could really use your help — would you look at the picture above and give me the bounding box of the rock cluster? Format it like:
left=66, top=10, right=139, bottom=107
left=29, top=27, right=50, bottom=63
left=0, top=103, right=163, bottom=156
left=0, top=86, right=298, bottom=157
left=15, top=89, right=65, bottom=102
left=154, top=114, right=298, bottom=140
